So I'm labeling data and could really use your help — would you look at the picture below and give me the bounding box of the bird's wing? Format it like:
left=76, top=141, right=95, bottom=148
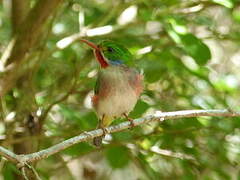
left=94, top=75, right=100, bottom=94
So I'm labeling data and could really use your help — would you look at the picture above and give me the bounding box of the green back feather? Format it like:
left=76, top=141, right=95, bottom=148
left=94, top=75, right=100, bottom=94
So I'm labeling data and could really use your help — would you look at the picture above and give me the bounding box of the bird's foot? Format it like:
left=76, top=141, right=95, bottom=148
left=101, top=127, right=108, bottom=136
left=123, top=113, right=134, bottom=129
left=93, top=127, right=108, bottom=147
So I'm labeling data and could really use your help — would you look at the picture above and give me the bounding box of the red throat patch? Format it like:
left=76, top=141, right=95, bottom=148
left=94, top=50, right=108, bottom=68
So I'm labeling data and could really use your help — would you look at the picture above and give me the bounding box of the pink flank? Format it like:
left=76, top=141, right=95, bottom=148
left=92, top=79, right=111, bottom=108
left=135, top=74, right=144, bottom=96
left=92, top=95, right=99, bottom=107
left=129, top=74, right=144, bottom=97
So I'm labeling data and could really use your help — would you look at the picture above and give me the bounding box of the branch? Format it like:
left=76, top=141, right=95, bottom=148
left=0, top=146, right=19, bottom=163
left=0, top=109, right=239, bottom=166
left=6, top=0, right=63, bottom=65
left=0, top=0, right=63, bottom=97
left=11, top=0, right=30, bottom=33
left=150, top=146, right=195, bottom=161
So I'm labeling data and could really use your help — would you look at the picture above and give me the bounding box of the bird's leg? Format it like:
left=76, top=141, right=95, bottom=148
left=123, top=113, right=134, bottom=129
left=93, top=115, right=108, bottom=147
left=99, top=114, right=108, bottom=136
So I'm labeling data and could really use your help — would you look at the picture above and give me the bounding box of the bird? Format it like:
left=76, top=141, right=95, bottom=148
left=80, top=39, right=144, bottom=146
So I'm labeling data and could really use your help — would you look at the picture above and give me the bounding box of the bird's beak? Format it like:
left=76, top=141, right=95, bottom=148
left=80, top=39, right=108, bottom=68
left=80, top=39, right=100, bottom=50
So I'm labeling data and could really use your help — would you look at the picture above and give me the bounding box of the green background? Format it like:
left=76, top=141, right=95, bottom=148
left=1, top=0, right=240, bottom=179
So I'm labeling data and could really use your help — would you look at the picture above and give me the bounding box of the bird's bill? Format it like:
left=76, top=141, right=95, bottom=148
left=80, top=39, right=99, bottom=50
left=80, top=39, right=108, bottom=68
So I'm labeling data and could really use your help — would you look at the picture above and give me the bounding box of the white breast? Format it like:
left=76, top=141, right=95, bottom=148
left=94, top=66, right=139, bottom=118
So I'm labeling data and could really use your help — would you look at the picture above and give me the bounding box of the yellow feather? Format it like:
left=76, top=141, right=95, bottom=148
left=101, top=115, right=114, bottom=128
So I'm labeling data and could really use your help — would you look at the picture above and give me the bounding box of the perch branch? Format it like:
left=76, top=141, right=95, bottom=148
left=0, top=109, right=239, bottom=166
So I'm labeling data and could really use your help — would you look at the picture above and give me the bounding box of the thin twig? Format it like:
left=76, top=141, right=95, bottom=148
left=0, top=146, right=19, bottom=163
left=25, top=163, right=42, bottom=180
left=0, top=109, right=239, bottom=165
left=150, top=146, right=195, bottom=161
left=21, top=166, right=29, bottom=180
left=39, top=80, right=76, bottom=125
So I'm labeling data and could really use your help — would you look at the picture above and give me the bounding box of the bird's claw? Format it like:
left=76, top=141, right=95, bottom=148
left=128, top=118, right=135, bottom=129
left=101, top=127, right=108, bottom=136
left=123, top=113, right=135, bottom=129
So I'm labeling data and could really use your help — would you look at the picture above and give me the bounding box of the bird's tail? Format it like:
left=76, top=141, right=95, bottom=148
left=93, top=115, right=114, bottom=147
left=93, top=136, right=103, bottom=147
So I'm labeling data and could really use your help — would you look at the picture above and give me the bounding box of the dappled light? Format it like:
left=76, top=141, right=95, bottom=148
left=0, top=0, right=240, bottom=179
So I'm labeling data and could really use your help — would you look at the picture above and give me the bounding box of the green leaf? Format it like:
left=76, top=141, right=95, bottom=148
left=59, top=105, right=98, bottom=130
left=212, top=0, right=234, bottom=8
left=139, top=8, right=153, bottom=21
left=166, top=20, right=211, bottom=65
left=232, top=8, right=240, bottom=22
left=213, top=75, right=238, bottom=92
left=2, top=163, right=20, bottom=180
left=180, top=33, right=211, bottom=65
left=168, top=17, right=187, bottom=34
left=106, top=146, right=130, bottom=169
left=113, top=131, right=133, bottom=141
left=130, top=100, right=149, bottom=118
left=63, top=142, right=93, bottom=157
left=142, top=57, right=165, bottom=83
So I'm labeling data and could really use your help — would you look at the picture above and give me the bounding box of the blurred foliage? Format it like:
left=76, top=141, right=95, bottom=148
left=1, top=0, right=240, bottom=179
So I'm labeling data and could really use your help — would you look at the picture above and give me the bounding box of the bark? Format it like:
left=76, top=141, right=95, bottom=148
left=0, top=0, right=63, bottom=178
left=11, top=0, right=30, bottom=33
left=0, top=0, right=63, bottom=97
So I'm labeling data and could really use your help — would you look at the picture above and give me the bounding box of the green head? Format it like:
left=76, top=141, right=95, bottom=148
left=98, top=40, right=132, bottom=65
left=80, top=39, right=133, bottom=68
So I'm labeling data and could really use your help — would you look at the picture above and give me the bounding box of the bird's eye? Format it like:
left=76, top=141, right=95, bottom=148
left=107, top=47, right=114, bottom=53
